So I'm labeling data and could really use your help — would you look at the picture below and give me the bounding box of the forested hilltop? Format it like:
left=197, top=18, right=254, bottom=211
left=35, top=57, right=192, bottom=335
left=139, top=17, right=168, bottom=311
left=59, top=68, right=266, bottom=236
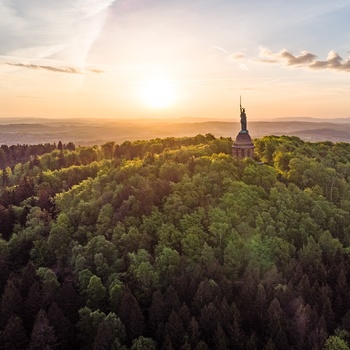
left=1, top=134, right=350, bottom=349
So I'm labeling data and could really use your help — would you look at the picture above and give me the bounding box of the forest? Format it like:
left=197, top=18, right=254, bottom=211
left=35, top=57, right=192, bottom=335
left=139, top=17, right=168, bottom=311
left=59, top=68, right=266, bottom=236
left=1, top=134, right=350, bottom=349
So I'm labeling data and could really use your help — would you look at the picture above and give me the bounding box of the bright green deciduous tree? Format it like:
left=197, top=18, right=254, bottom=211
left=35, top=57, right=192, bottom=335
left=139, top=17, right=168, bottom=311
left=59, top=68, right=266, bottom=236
left=323, top=336, right=350, bottom=350
left=86, top=275, right=106, bottom=311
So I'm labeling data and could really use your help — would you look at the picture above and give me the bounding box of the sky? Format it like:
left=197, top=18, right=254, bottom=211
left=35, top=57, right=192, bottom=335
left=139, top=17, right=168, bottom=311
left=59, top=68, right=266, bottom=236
left=1, top=0, right=350, bottom=121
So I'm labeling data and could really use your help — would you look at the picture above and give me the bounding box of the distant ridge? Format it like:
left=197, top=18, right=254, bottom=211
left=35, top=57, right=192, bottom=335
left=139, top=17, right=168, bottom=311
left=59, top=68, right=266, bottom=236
left=271, top=117, right=350, bottom=123
left=2, top=117, right=350, bottom=145
left=284, top=128, right=350, bottom=142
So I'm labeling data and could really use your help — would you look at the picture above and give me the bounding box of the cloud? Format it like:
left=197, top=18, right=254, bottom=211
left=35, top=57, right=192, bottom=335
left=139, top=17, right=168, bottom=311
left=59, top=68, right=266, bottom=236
left=230, top=52, right=246, bottom=60
left=258, top=47, right=350, bottom=72
left=89, top=68, right=105, bottom=74
left=212, top=46, right=229, bottom=54
left=6, top=62, right=104, bottom=74
left=0, top=0, right=116, bottom=66
left=279, top=50, right=316, bottom=66
left=309, top=50, right=350, bottom=71
left=227, top=51, right=249, bottom=71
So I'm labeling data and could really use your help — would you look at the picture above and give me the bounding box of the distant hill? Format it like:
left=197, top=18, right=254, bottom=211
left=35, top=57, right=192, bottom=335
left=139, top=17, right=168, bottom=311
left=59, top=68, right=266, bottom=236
left=271, top=116, right=350, bottom=123
left=1, top=117, right=350, bottom=145
left=284, top=128, right=350, bottom=142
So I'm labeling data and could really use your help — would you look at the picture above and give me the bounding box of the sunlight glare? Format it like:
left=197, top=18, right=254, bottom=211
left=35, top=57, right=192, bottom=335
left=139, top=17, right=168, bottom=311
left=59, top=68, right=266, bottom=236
left=139, top=78, right=176, bottom=109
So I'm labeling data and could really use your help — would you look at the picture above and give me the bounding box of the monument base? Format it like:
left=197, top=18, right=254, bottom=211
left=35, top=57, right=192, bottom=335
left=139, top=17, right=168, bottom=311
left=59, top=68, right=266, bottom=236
left=232, top=130, right=255, bottom=159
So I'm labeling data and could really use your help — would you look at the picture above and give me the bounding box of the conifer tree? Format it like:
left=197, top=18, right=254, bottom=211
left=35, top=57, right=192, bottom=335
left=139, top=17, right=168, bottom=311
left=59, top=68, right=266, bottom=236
left=1, top=315, right=28, bottom=350
left=119, top=290, right=145, bottom=341
left=28, top=310, right=57, bottom=350
left=0, top=279, right=23, bottom=327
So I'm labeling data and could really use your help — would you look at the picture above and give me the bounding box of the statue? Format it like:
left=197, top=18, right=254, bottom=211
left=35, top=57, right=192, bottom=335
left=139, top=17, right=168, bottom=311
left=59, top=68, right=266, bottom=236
left=240, top=98, right=247, bottom=131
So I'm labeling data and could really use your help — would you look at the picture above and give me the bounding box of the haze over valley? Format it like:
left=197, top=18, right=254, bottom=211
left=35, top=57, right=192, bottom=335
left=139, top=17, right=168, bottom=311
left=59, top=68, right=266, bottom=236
left=1, top=117, right=350, bottom=146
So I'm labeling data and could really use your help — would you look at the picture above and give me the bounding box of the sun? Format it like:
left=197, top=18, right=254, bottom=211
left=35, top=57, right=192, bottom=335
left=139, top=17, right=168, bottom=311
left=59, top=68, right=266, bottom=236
left=139, top=78, right=176, bottom=109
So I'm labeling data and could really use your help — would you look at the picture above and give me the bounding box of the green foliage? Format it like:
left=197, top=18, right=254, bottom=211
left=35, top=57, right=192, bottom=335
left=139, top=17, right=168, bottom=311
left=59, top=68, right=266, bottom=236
left=86, top=275, right=107, bottom=310
left=2, top=135, right=350, bottom=349
left=324, top=336, right=350, bottom=350
left=131, top=336, right=157, bottom=350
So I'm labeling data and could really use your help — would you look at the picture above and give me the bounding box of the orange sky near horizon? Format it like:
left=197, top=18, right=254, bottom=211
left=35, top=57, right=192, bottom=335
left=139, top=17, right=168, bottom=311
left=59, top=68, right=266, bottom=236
left=1, top=1, right=350, bottom=122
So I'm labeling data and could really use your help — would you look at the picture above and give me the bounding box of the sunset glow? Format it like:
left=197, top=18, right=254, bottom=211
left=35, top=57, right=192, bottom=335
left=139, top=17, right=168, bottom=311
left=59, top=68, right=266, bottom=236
left=139, top=78, right=177, bottom=109
left=1, top=1, right=350, bottom=121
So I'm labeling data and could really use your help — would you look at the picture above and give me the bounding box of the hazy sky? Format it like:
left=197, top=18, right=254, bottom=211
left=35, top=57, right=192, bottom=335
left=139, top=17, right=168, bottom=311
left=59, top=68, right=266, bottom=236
left=1, top=0, right=350, bottom=121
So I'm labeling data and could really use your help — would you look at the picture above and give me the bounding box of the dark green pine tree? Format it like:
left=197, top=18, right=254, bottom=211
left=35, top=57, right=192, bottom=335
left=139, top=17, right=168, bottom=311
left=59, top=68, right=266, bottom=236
left=58, top=280, right=83, bottom=324
left=28, top=310, right=57, bottom=350
left=165, top=310, right=185, bottom=348
left=228, top=302, right=246, bottom=349
left=0, top=204, right=13, bottom=240
left=188, top=316, right=200, bottom=347
left=131, top=336, right=157, bottom=350
left=178, top=303, right=191, bottom=329
left=0, top=258, right=10, bottom=297
left=58, top=149, right=65, bottom=169
left=335, top=267, right=349, bottom=318
left=24, top=281, right=42, bottom=330
left=195, top=341, right=209, bottom=350
left=148, top=290, right=165, bottom=335
left=342, top=310, right=350, bottom=332
left=1, top=315, right=28, bottom=350
left=93, top=312, right=127, bottom=350
left=119, top=290, right=145, bottom=341
left=246, top=332, right=259, bottom=350
left=19, top=262, right=38, bottom=298
left=254, top=284, right=267, bottom=338
left=199, top=302, right=220, bottom=346
left=0, top=279, right=23, bottom=327
left=267, top=298, right=288, bottom=349
left=48, top=302, right=77, bottom=350
left=163, top=285, right=180, bottom=319
left=263, top=338, right=278, bottom=350
left=214, top=323, right=228, bottom=350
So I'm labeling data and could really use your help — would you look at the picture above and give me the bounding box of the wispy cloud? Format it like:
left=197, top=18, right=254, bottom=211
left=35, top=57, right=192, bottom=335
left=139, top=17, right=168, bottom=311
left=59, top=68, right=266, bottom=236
left=6, top=62, right=82, bottom=74
left=230, top=52, right=246, bottom=60
left=89, top=68, right=105, bottom=74
left=258, top=47, right=350, bottom=72
left=5, top=62, right=104, bottom=74
left=230, top=52, right=249, bottom=71
left=0, top=1, right=116, bottom=66
left=212, top=46, right=229, bottom=54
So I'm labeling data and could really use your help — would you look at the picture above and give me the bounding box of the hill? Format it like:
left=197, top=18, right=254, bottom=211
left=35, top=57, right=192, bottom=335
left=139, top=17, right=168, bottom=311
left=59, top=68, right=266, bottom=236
left=2, top=117, right=350, bottom=145
left=1, top=135, right=350, bottom=349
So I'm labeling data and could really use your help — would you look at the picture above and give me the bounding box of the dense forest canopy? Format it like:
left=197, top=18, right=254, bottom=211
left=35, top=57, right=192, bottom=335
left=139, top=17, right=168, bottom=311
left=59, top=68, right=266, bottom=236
left=1, top=134, right=350, bottom=349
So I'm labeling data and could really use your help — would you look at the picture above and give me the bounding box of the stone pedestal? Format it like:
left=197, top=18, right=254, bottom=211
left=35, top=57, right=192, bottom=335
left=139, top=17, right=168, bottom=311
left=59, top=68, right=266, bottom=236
left=232, top=130, right=255, bottom=159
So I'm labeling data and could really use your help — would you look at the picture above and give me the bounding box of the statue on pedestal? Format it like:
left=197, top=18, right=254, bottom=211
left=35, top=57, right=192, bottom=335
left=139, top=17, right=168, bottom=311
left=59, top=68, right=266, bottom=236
left=240, top=97, right=247, bottom=131
left=232, top=96, right=255, bottom=159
